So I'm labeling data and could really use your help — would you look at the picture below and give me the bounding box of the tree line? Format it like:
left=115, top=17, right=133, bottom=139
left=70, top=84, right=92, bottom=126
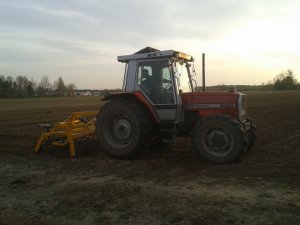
left=196, top=69, right=300, bottom=92
left=0, top=75, right=76, bottom=98
left=1, top=69, right=299, bottom=98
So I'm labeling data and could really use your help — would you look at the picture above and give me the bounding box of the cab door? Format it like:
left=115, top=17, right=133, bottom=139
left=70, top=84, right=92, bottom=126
left=136, top=59, right=178, bottom=122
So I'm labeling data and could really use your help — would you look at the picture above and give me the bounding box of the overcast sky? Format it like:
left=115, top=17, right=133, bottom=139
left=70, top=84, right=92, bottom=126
left=1, top=0, right=300, bottom=89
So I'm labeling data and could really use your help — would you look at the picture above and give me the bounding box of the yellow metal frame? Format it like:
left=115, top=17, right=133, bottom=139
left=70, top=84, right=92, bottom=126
left=34, top=111, right=98, bottom=157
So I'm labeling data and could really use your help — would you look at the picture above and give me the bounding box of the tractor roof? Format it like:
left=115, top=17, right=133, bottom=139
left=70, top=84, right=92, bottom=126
left=117, top=46, right=194, bottom=63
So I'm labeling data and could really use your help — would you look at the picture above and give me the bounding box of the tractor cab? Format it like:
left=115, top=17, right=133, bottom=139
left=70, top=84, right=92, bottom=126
left=118, top=47, right=196, bottom=123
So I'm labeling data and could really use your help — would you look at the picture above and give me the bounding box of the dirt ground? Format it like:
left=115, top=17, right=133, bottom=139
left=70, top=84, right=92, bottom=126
left=0, top=92, right=299, bottom=225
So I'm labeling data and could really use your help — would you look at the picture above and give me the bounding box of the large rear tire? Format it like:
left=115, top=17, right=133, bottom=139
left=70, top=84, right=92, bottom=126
left=192, top=115, right=247, bottom=164
left=96, top=98, right=152, bottom=158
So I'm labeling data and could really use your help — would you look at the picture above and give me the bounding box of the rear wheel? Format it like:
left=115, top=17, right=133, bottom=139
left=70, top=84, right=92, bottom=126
left=192, top=115, right=247, bottom=164
left=96, top=98, right=152, bottom=158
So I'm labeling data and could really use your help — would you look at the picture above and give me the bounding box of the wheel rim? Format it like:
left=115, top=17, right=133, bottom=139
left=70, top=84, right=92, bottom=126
left=202, top=127, right=233, bottom=157
left=113, top=119, right=132, bottom=140
left=103, top=114, right=134, bottom=149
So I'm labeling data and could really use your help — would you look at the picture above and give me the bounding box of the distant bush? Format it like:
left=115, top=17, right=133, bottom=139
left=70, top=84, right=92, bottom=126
left=273, top=69, right=299, bottom=90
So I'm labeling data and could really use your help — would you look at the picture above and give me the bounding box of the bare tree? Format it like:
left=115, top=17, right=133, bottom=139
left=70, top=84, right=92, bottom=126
left=40, top=76, right=51, bottom=90
left=15, top=75, right=30, bottom=97
left=66, top=83, right=76, bottom=96
left=55, top=77, right=66, bottom=96
left=37, top=75, right=51, bottom=96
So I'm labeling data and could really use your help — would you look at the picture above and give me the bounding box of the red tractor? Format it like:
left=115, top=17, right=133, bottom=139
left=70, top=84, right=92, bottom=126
left=96, top=47, right=256, bottom=164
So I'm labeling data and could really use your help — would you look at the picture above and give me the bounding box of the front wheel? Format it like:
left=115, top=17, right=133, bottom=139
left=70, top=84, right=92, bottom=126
left=192, top=116, right=248, bottom=164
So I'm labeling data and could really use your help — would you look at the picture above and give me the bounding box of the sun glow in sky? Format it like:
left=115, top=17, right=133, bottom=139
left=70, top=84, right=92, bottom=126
left=1, top=0, right=300, bottom=89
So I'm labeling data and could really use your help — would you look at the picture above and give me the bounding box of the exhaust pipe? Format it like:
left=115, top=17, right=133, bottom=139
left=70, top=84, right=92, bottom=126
left=202, top=53, right=206, bottom=92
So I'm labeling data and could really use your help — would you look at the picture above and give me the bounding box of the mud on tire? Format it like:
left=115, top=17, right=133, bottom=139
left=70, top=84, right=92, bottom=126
left=96, top=98, right=152, bottom=158
left=192, top=115, right=248, bottom=164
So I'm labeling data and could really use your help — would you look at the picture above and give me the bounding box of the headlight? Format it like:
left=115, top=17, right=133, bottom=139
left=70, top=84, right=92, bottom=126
left=238, top=94, right=246, bottom=122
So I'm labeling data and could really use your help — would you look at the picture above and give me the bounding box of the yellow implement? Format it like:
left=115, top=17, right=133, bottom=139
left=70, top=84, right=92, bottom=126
left=34, top=111, right=98, bottom=157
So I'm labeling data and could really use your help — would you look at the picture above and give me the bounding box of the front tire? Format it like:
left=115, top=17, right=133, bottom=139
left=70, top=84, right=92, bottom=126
left=96, top=98, right=151, bottom=158
left=192, top=115, right=247, bottom=164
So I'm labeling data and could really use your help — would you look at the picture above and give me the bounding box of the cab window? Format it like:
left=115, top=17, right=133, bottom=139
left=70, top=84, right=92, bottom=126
left=137, top=60, right=175, bottom=104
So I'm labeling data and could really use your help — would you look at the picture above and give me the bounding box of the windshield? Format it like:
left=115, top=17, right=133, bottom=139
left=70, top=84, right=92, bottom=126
left=173, top=61, right=195, bottom=92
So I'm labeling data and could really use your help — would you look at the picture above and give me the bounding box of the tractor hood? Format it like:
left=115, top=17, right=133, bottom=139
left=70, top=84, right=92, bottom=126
left=182, top=91, right=241, bottom=111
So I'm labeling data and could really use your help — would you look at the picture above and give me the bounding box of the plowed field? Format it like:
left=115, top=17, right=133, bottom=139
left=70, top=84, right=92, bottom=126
left=0, top=92, right=299, bottom=225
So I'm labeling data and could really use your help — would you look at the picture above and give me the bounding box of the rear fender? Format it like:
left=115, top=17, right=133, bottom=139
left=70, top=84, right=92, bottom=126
left=103, top=92, right=161, bottom=124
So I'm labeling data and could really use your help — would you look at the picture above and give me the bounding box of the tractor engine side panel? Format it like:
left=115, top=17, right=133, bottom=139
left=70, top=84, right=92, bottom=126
left=182, top=92, right=240, bottom=119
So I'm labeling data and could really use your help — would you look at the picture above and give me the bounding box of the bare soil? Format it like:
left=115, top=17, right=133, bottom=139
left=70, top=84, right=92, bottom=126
left=0, top=92, right=299, bottom=225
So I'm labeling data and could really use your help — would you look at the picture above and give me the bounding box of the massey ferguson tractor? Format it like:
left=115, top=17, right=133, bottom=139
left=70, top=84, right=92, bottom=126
left=96, top=47, right=256, bottom=164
